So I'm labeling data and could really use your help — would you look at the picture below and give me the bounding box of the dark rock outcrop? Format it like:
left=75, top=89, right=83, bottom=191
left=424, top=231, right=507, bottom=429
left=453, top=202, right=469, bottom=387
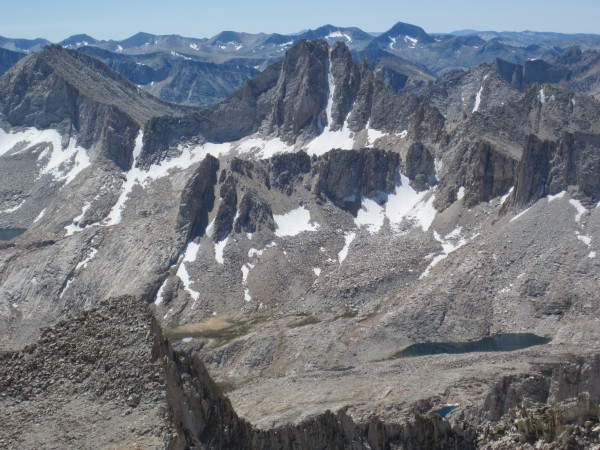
left=0, top=47, right=23, bottom=77
left=493, top=57, right=572, bottom=90
left=405, top=142, right=436, bottom=191
left=436, top=140, right=517, bottom=210
left=311, top=149, right=400, bottom=211
left=177, top=154, right=219, bottom=240
left=213, top=174, right=238, bottom=241
left=513, top=133, right=600, bottom=208
left=269, top=151, right=312, bottom=192
left=233, top=192, right=276, bottom=234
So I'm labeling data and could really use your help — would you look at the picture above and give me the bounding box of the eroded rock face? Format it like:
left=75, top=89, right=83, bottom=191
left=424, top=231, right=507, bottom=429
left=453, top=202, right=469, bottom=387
left=311, top=148, right=400, bottom=210
left=436, top=140, right=517, bottom=210
left=177, top=154, right=219, bottom=240
left=513, top=133, right=600, bottom=208
left=405, top=142, right=436, bottom=191
left=477, top=357, right=600, bottom=449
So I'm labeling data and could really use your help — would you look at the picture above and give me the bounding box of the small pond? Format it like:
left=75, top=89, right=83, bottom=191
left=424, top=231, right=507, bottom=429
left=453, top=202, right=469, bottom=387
left=435, top=405, right=458, bottom=418
left=0, top=228, right=26, bottom=241
left=394, top=333, right=551, bottom=358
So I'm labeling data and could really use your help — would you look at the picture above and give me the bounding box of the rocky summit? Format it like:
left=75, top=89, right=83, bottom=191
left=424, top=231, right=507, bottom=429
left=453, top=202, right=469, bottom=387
left=0, top=24, right=599, bottom=450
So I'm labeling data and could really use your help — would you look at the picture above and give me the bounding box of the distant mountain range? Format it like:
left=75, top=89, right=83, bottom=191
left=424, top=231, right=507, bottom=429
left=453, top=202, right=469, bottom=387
left=1, top=22, right=599, bottom=106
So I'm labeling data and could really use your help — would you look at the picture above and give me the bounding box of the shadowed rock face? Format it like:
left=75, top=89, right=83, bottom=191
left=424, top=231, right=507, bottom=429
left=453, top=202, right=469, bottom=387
left=436, top=140, right=517, bottom=210
left=0, top=48, right=23, bottom=77
left=311, top=148, right=400, bottom=210
left=513, top=133, right=600, bottom=208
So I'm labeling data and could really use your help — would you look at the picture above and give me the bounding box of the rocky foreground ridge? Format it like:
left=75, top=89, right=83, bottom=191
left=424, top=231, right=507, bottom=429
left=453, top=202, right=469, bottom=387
left=0, top=297, right=598, bottom=449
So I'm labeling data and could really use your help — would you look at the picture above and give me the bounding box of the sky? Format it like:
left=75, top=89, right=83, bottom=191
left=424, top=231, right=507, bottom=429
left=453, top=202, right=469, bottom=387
left=1, top=0, right=599, bottom=42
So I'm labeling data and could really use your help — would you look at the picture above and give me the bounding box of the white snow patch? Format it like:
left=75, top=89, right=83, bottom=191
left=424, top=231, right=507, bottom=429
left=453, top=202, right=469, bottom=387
left=539, top=89, right=546, bottom=104
left=409, top=195, right=437, bottom=232
left=404, top=35, right=418, bottom=47
left=419, top=228, right=475, bottom=279
left=326, top=31, right=352, bottom=43
left=34, top=209, right=46, bottom=223
left=235, top=137, right=293, bottom=159
left=154, top=278, right=168, bottom=305
left=183, top=241, right=201, bottom=263
left=472, top=86, right=483, bottom=112
left=338, top=231, right=356, bottom=263
left=547, top=191, right=566, bottom=202
left=205, top=219, right=215, bottom=237
left=103, top=135, right=233, bottom=227
left=248, top=242, right=276, bottom=258
left=103, top=132, right=144, bottom=226
left=274, top=206, right=320, bottom=237
left=313, top=267, right=321, bottom=276
left=510, top=207, right=531, bottom=222
left=500, top=187, right=514, bottom=205
left=569, top=199, right=587, bottom=223
left=0, top=200, right=25, bottom=214
left=355, top=197, right=385, bottom=234
left=398, top=130, right=408, bottom=139
left=189, top=43, right=198, bottom=50
left=576, top=232, right=592, bottom=247
left=304, top=125, right=355, bottom=156
left=75, top=247, right=98, bottom=271
left=434, top=159, right=443, bottom=177
left=59, top=278, right=75, bottom=298
left=589, top=251, right=597, bottom=259
left=0, top=127, right=90, bottom=185
left=385, top=174, right=427, bottom=228
left=241, top=263, right=254, bottom=302
left=214, top=236, right=229, bottom=264
left=64, top=202, right=91, bottom=236
left=457, top=186, right=465, bottom=201
left=170, top=51, right=192, bottom=60
left=177, top=262, right=200, bottom=301
left=366, top=126, right=386, bottom=148
left=176, top=240, right=202, bottom=303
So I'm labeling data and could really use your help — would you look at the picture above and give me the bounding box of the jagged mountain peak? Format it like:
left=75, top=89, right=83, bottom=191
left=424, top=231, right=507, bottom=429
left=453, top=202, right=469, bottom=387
left=0, top=44, right=186, bottom=130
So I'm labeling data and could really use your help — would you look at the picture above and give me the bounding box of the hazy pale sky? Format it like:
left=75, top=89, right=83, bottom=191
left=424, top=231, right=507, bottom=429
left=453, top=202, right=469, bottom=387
left=1, top=0, right=598, bottom=42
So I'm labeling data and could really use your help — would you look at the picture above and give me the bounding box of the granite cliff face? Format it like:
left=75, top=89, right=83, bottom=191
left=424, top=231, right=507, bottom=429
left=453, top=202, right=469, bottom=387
left=1, top=37, right=600, bottom=449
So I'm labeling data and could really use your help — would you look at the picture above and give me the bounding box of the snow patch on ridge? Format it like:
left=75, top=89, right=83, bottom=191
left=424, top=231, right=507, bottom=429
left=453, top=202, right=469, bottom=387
left=355, top=197, right=386, bottom=234
left=177, top=240, right=201, bottom=302
left=274, top=206, right=320, bottom=237
left=0, top=127, right=90, bottom=185
left=569, top=199, right=587, bottom=223
left=65, top=202, right=92, bottom=236
left=338, top=231, right=356, bottom=263
left=548, top=191, right=566, bottom=202
left=472, top=86, right=483, bottom=112
left=75, top=247, right=98, bottom=271
left=214, top=236, right=229, bottom=264
left=419, top=228, right=477, bottom=279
